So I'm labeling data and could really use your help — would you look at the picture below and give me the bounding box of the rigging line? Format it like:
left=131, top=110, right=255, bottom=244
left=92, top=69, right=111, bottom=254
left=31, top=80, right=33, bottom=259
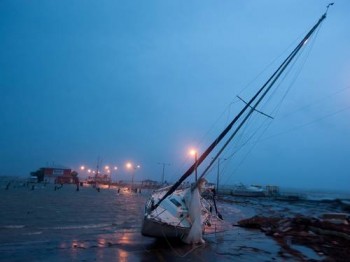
left=209, top=98, right=241, bottom=135
left=210, top=116, right=255, bottom=176
left=152, top=11, right=328, bottom=210
left=260, top=105, right=350, bottom=142
left=264, top=23, right=332, bottom=120
left=220, top=111, right=273, bottom=181
left=260, top=29, right=316, bottom=116
left=230, top=59, right=293, bottom=151
left=257, top=49, right=304, bottom=116
left=227, top=111, right=255, bottom=149
left=237, top=24, right=316, bottom=121
left=237, top=96, right=274, bottom=119
left=258, top=24, right=318, bottom=121
left=197, top=12, right=324, bottom=181
left=224, top=105, right=349, bottom=184
left=229, top=101, right=273, bottom=151
left=268, top=14, right=324, bottom=113
left=229, top=112, right=272, bottom=160
left=278, top=29, right=320, bottom=111
left=225, top=54, right=339, bottom=181
left=226, top=98, right=241, bottom=125
left=218, top=106, right=265, bottom=165
left=202, top=125, right=246, bottom=179
left=265, top=42, right=310, bottom=117
left=281, top=85, right=350, bottom=118
left=222, top=129, right=257, bottom=163
left=236, top=30, right=312, bottom=97
left=223, top=118, right=275, bottom=186
left=175, top=101, right=241, bottom=175
left=199, top=104, right=273, bottom=182
left=195, top=98, right=241, bottom=152
left=236, top=11, right=327, bottom=99
left=214, top=6, right=333, bottom=183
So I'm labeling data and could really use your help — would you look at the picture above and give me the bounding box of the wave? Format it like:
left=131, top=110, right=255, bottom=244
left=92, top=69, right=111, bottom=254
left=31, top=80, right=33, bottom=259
left=23, top=231, right=42, bottom=235
left=0, top=225, right=25, bottom=229
left=41, top=223, right=111, bottom=230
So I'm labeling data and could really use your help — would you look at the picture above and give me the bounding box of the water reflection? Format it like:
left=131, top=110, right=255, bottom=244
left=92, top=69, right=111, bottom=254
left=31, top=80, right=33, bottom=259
left=118, top=233, right=132, bottom=244
left=117, top=249, right=129, bottom=262
left=98, top=238, right=107, bottom=247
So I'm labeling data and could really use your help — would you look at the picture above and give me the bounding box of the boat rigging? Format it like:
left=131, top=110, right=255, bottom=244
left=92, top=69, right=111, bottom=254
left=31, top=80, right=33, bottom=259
left=141, top=5, right=333, bottom=243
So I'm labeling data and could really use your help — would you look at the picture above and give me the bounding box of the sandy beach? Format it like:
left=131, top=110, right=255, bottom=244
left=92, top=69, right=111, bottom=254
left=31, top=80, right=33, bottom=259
left=0, top=184, right=349, bottom=261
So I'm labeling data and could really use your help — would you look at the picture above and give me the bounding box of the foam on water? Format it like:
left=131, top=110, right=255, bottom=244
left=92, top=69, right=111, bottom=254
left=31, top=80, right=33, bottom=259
left=0, top=225, right=26, bottom=229
left=41, top=223, right=111, bottom=230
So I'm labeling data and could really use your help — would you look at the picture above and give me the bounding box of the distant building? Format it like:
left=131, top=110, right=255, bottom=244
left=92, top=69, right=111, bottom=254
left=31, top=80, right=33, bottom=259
left=30, top=166, right=78, bottom=184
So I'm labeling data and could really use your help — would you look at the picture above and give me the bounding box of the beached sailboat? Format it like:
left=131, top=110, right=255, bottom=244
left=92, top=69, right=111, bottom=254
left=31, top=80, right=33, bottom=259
left=141, top=6, right=332, bottom=243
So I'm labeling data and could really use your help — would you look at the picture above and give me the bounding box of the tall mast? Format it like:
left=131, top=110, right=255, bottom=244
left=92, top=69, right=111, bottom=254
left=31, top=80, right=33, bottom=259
left=199, top=10, right=330, bottom=180
left=152, top=8, right=330, bottom=211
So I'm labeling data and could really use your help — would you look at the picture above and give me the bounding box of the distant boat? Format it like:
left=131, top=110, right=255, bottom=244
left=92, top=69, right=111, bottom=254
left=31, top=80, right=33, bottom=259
left=141, top=7, right=332, bottom=243
left=231, top=184, right=266, bottom=197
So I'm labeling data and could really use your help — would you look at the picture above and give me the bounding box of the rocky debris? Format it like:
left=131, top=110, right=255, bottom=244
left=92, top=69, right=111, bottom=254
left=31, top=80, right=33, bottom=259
left=237, top=214, right=350, bottom=261
left=322, top=213, right=349, bottom=225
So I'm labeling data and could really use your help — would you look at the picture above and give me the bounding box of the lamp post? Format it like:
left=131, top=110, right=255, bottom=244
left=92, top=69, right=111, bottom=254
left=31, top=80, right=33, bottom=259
left=104, top=165, right=111, bottom=186
left=216, top=158, right=226, bottom=194
left=95, top=157, right=101, bottom=188
left=158, top=162, right=170, bottom=185
left=113, top=166, right=118, bottom=184
left=190, top=149, right=198, bottom=182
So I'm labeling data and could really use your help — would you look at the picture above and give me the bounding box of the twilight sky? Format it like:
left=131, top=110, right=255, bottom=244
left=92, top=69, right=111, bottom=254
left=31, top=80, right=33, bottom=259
left=1, top=1, right=349, bottom=191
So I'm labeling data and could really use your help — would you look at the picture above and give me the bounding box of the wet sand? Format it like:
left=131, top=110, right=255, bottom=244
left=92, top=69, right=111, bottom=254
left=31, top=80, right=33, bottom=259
left=0, top=184, right=348, bottom=261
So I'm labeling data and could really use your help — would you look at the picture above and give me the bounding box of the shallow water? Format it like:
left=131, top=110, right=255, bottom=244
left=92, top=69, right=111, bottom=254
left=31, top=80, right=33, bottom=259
left=0, top=184, right=346, bottom=261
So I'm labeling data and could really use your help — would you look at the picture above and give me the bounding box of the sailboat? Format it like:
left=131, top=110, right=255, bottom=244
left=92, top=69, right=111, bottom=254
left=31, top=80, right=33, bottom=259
left=141, top=5, right=333, bottom=243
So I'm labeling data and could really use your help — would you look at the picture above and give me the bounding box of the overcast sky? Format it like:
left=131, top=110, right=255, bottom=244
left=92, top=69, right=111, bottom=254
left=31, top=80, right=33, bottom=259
left=1, top=1, right=349, bottom=191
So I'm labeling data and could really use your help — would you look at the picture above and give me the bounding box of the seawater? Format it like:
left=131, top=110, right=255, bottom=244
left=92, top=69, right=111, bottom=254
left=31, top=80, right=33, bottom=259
left=0, top=184, right=147, bottom=261
left=289, top=187, right=350, bottom=201
left=0, top=182, right=348, bottom=261
left=1, top=184, right=146, bottom=230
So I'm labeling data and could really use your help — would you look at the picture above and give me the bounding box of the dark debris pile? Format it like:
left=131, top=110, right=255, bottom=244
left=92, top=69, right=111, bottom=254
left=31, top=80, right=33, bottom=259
left=237, top=214, right=350, bottom=261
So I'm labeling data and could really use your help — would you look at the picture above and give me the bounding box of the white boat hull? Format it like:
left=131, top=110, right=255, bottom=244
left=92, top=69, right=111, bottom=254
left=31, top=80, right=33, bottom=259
left=141, top=216, right=189, bottom=239
left=141, top=185, right=212, bottom=241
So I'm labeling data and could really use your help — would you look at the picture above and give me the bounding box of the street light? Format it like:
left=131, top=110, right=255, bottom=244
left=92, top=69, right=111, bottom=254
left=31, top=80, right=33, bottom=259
left=189, top=149, right=198, bottom=181
left=126, top=162, right=140, bottom=190
left=79, top=165, right=95, bottom=181
left=103, top=165, right=118, bottom=184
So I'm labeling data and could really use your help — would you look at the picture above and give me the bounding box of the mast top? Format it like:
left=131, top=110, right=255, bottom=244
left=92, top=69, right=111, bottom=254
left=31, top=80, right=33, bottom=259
left=326, top=3, right=334, bottom=13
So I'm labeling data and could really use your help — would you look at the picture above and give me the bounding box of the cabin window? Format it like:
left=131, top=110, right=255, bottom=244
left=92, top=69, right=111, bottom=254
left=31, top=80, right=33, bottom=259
left=170, top=198, right=182, bottom=207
